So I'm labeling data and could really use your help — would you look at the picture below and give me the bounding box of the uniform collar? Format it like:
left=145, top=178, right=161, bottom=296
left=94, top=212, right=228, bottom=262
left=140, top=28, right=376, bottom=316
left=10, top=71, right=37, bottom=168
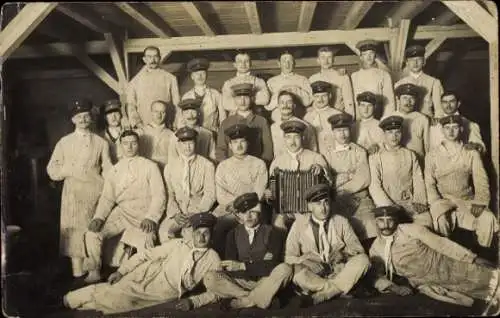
left=74, top=129, right=91, bottom=137
left=236, top=111, right=254, bottom=120
left=287, top=148, right=304, bottom=158
left=149, top=122, right=166, bottom=129
left=245, top=224, right=260, bottom=233
left=332, top=143, right=351, bottom=152
left=236, top=71, right=252, bottom=77
left=409, top=70, right=423, bottom=79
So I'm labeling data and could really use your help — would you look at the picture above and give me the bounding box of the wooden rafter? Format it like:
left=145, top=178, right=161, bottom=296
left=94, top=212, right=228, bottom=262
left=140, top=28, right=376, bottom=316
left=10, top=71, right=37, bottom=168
left=429, top=10, right=460, bottom=26
left=243, top=2, right=262, bottom=34
left=0, top=3, right=57, bottom=60
left=104, top=33, right=127, bottom=85
left=340, top=1, right=375, bottom=29
left=56, top=4, right=117, bottom=34
left=389, top=19, right=410, bottom=76
left=489, top=40, right=499, bottom=214
left=160, top=50, right=173, bottom=64
left=425, top=37, right=447, bottom=59
left=297, top=2, right=317, bottom=32
left=181, top=2, right=215, bottom=36
left=115, top=2, right=172, bottom=38
left=479, top=0, right=498, bottom=18
left=384, top=0, right=433, bottom=26
left=413, top=24, right=478, bottom=40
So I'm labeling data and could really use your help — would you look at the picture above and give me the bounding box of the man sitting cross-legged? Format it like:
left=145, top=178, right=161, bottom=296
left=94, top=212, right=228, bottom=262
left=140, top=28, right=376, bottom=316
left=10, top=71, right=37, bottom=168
left=203, top=192, right=293, bottom=309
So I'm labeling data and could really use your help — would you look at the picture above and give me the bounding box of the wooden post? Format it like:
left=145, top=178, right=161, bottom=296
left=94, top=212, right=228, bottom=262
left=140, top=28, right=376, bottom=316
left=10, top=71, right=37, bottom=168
left=490, top=41, right=499, bottom=216
left=389, top=19, right=411, bottom=81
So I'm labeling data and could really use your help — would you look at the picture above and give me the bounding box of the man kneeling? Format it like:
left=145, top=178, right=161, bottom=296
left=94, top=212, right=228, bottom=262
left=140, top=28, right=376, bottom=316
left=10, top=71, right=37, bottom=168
left=204, top=192, right=293, bottom=309
left=63, top=213, right=220, bottom=314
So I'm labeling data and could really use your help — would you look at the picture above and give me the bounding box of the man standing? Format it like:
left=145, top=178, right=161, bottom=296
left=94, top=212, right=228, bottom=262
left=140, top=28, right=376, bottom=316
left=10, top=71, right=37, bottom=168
left=158, top=127, right=216, bottom=242
left=368, top=116, right=432, bottom=227
left=204, top=192, right=293, bottom=309
left=351, top=91, right=385, bottom=154
left=100, top=99, right=124, bottom=164
left=64, top=213, right=221, bottom=314
left=309, top=47, right=355, bottom=117
left=395, top=45, right=444, bottom=118
left=127, top=46, right=180, bottom=129
left=216, top=83, right=273, bottom=164
left=425, top=115, right=498, bottom=248
left=325, top=113, right=377, bottom=241
left=181, top=58, right=225, bottom=132
left=47, top=99, right=112, bottom=279
left=221, top=51, right=270, bottom=114
left=285, top=184, right=370, bottom=305
left=84, top=130, right=166, bottom=283
left=351, top=40, right=395, bottom=119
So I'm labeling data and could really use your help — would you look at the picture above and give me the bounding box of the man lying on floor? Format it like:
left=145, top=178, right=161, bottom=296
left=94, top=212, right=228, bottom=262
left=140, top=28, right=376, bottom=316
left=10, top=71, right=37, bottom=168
left=63, top=213, right=220, bottom=314
left=369, top=205, right=500, bottom=315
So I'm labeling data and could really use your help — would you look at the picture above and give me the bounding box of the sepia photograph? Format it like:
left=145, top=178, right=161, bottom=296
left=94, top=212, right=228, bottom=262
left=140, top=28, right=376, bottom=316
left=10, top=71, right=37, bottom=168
left=0, top=1, right=499, bottom=317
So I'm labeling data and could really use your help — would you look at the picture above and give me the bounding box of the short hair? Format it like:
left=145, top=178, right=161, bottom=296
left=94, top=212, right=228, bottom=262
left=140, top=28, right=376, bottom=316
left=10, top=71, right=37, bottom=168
left=318, top=47, right=334, bottom=55
left=150, top=100, right=168, bottom=110
left=279, top=51, right=294, bottom=59
left=441, top=90, right=460, bottom=101
left=278, top=90, right=295, bottom=101
left=143, top=46, right=161, bottom=57
left=120, top=130, right=139, bottom=141
left=234, top=51, right=250, bottom=61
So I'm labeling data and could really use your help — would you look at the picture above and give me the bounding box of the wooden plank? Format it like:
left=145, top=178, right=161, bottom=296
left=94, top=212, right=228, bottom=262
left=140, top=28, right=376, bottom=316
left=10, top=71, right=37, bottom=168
left=425, top=37, right=447, bottom=59
left=243, top=2, right=262, bottom=34
left=428, top=10, right=460, bottom=25
left=297, top=1, right=317, bottom=32
left=115, top=2, right=172, bottom=38
left=480, top=0, right=498, bottom=18
left=390, top=19, right=411, bottom=78
left=441, top=1, right=497, bottom=43
left=160, top=50, right=173, bottom=64
left=104, top=33, right=127, bottom=85
left=414, top=24, right=478, bottom=39
left=181, top=2, right=216, bottom=36
left=385, top=0, right=433, bottom=26
left=340, top=1, right=375, bottom=29
left=56, top=4, right=116, bottom=34
left=490, top=41, right=499, bottom=215
left=75, top=52, right=120, bottom=93
left=0, top=3, right=57, bottom=60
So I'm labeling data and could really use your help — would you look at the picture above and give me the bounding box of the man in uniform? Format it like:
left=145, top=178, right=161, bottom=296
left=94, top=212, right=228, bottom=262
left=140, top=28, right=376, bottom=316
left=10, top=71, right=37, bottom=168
left=180, top=58, right=225, bottom=133
left=351, top=40, right=395, bottom=119
left=127, top=46, right=180, bottom=129
left=309, top=47, right=354, bottom=117
left=304, top=81, right=343, bottom=156
left=368, top=116, right=432, bottom=227
left=84, top=130, right=166, bottom=283
left=158, top=127, right=216, bottom=242
left=100, top=99, right=125, bottom=164
left=351, top=91, right=385, bottom=154
left=325, top=113, right=377, bottom=242
left=204, top=192, right=293, bottom=309
left=395, top=45, right=444, bottom=118
left=221, top=51, right=270, bottom=114
left=425, top=115, right=498, bottom=248
left=216, top=83, right=273, bottom=164
left=285, top=184, right=371, bottom=305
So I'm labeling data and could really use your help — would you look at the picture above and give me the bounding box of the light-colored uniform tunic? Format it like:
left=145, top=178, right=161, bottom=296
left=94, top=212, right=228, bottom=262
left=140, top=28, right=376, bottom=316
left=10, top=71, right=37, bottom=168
left=309, top=69, right=355, bottom=117
left=393, top=110, right=430, bottom=163
left=352, top=118, right=385, bottom=151
left=429, top=113, right=485, bottom=153
left=181, top=86, right=225, bottom=132
left=267, top=72, right=313, bottom=122
left=395, top=71, right=444, bottom=118
left=138, top=123, right=176, bottom=169
left=171, top=125, right=216, bottom=162
left=221, top=72, right=270, bottom=112
left=303, top=106, right=342, bottom=156
left=270, top=116, right=318, bottom=156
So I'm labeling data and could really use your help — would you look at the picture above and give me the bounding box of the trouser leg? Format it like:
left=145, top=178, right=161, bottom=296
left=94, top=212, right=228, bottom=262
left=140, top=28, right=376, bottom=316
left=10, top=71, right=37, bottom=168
left=247, top=263, right=293, bottom=309
left=203, top=271, right=250, bottom=299
left=293, top=264, right=329, bottom=293
left=474, top=209, right=498, bottom=248
left=329, top=254, right=370, bottom=294
left=64, top=283, right=106, bottom=310
left=71, top=257, right=85, bottom=277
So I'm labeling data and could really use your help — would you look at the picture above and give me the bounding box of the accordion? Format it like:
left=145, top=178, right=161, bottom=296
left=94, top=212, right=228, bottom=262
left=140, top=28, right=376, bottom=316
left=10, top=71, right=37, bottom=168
left=271, top=168, right=327, bottom=214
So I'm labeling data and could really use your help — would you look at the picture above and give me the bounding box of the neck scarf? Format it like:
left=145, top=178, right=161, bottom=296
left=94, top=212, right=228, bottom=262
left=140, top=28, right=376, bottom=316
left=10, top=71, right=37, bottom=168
left=383, top=235, right=395, bottom=281
left=178, top=247, right=208, bottom=297
left=181, top=155, right=196, bottom=196
left=287, top=148, right=303, bottom=171
left=312, top=217, right=330, bottom=263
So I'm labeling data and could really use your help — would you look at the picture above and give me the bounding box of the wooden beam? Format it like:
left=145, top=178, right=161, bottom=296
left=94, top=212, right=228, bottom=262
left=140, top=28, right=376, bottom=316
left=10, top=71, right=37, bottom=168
left=115, top=2, right=171, bottom=38
left=56, top=4, right=116, bottom=34
left=74, top=51, right=120, bottom=93
left=0, top=3, right=57, bottom=60
left=479, top=0, right=498, bottom=19
left=340, top=1, right=375, bottom=29
left=297, top=2, right=317, bottom=32
left=414, top=24, right=479, bottom=40
left=384, top=0, right=433, bottom=26
left=425, top=37, right=447, bottom=59
left=390, top=19, right=411, bottom=78
left=243, top=2, right=262, bottom=34
left=181, top=2, right=215, bottom=36
left=104, top=33, right=127, bottom=85
left=489, top=41, right=499, bottom=215
left=441, top=1, right=497, bottom=43
left=428, top=10, right=460, bottom=25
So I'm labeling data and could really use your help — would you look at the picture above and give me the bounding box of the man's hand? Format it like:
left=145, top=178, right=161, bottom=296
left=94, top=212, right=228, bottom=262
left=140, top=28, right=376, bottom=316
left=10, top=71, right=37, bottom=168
left=107, top=271, right=123, bottom=285
left=471, top=204, right=486, bottom=218
left=464, top=142, right=484, bottom=153
left=175, top=299, right=193, bottom=311
left=140, top=218, right=157, bottom=233
left=88, top=218, right=105, bottom=232
left=301, top=259, right=325, bottom=275
left=311, top=164, right=323, bottom=176
left=388, top=284, right=413, bottom=296
left=263, top=188, right=274, bottom=201
left=473, top=257, right=495, bottom=268
left=174, top=213, right=189, bottom=227
left=144, top=232, right=157, bottom=249
left=367, top=144, right=380, bottom=155
left=412, top=202, right=429, bottom=214
left=430, top=117, right=440, bottom=126
left=221, top=260, right=245, bottom=271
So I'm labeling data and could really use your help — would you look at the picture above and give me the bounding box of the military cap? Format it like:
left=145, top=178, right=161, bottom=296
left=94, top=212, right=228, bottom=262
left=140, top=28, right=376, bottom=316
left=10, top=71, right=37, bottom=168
left=356, top=39, right=379, bottom=52
left=233, top=192, right=260, bottom=213
left=190, top=212, right=217, bottom=229
left=328, top=113, right=353, bottom=129
left=179, top=98, right=201, bottom=111
left=103, top=99, right=121, bottom=114
left=69, top=99, right=92, bottom=118
left=280, top=120, right=307, bottom=134
left=439, top=114, right=463, bottom=127
left=305, top=183, right=331, bottom=202
left=379, top=115, right=404, bottom=131
left=231, top=83, right=254, bottom=96
left=356, top=91, right=377, bottom=105
left=373, top=206, right=401, bottom=219
left=224, top=123, right=250, bottom=140
left=405, top=45, right=425, bottom=59
left=311, top=81, right=332, bottom=94
left=395, top=83, right=419, bottom=98
left=175, top=127, right=198, bottom=142
left=187, top=58, right=210, bottom=73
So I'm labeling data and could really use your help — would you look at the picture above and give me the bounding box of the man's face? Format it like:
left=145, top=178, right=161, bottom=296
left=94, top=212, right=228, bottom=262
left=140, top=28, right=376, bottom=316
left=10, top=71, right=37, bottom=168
left=143, top=48, right=160, bottom=70
left=105, top=111, right=122, bottom=128
left=441, top=94, right=460, bottom=115
left=308, top=197, right=331, bottom=221
left=278, top=94, right=294, bottom=117
left=313, top=92, right=330, bottom=109
left=376, top=216, right=398, bottom=236
left=360, top=50, right=376, bottom=67
left=333, top=127, right=351, bottom=145
left=384, top=129, right=402, bottom=147
left=191, top=70, right=207, bottom=86
left=229, top=138, right=248, bottom=156
left=192, top=227, right=212, bottom=248
left=279, top=54, right=294, bottom=74
left=358, top=101, right=375, bottom=119
left=407, top=56, right=425, bottom=73
left=398, top=94, right=416, bottom=113
left=284, top=132, right=302, bottom=153
left=151, top=102, right=167, bottom=125
left=442, top=123, right=462, bottom=142
left=317, top=51, right=333, bottom=69
left=121, top=135, right=139, bottom=157
left=238, top=209, right=260, bottom=228
left=72, top=112, right=92, bottom=129
left=235, top=95, right=251, bottom=111
left=234, top=54, right=251, bottom=73
left=182, top=109, right=198, bottom=127
left=179, top=140, right=196, bottom=157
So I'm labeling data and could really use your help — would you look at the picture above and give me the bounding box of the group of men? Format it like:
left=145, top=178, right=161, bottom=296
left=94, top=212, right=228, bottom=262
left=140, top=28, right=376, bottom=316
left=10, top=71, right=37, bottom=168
left=47, top=39, right=499, bottom=315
